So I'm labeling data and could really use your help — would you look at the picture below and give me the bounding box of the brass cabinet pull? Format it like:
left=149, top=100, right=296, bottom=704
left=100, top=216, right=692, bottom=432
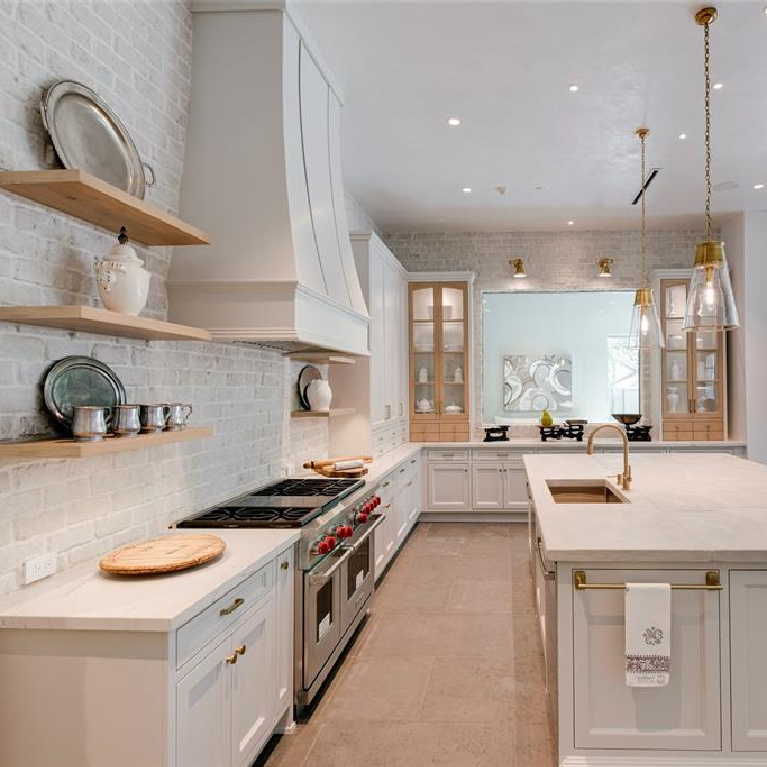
left=236, top=644, right=247, bottom=656
left=220, top=597, right=245, bottom=617
left=573, top=570, right=722, bottom=591
left=384, top=503, right=392, bottom=509
left=399, top=468, right=406, bottom=473
left=407, top=481, right=413, bottom=487
left=226, top=652, right=238, bottom=665
left=281, top=560, right=290, bottom=571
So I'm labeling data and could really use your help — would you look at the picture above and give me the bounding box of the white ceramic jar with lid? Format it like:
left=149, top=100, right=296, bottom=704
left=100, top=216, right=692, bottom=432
left=95, top=227, right=150, bottom=315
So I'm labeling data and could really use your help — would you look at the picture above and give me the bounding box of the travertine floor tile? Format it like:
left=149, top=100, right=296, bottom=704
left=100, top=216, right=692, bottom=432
left=373, top=577, right=452, bottom=614
left=446, top=579, right=513, bottom=614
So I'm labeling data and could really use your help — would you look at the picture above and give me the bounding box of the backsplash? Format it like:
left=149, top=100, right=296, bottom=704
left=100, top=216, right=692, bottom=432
left=0, top=0, right=346, bottom=596
left=385, top=230, right=714, bottom=434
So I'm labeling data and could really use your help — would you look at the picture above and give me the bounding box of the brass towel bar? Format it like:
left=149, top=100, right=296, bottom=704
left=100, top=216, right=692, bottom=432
left=573, top=570, right=722, bottom=591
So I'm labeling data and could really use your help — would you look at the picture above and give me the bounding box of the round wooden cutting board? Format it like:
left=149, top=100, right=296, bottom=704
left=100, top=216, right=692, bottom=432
left=99, top=533, right=226, bottom=575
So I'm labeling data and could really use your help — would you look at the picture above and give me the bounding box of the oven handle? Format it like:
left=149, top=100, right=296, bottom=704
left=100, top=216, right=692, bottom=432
left=308, top=515, right=385, bottom=587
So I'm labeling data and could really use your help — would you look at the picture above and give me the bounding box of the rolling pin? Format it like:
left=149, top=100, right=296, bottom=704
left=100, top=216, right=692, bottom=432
left=303, top=455, right=372, bottom=470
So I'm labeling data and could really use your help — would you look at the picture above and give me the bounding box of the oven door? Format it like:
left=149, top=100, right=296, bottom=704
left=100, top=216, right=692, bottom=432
left=340, top=515, right=383, bottom=631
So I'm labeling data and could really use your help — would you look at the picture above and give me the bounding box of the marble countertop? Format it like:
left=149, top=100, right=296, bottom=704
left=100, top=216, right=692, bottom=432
left=0, top=528, right=300, bottom=632
left=525, top=452, right=767, bottom=563
left=424, top=439, right=746, bottom=450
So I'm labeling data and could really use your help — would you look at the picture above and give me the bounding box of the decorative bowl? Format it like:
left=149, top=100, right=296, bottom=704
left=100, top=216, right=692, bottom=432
left=611, top=413, right=641, bottom=426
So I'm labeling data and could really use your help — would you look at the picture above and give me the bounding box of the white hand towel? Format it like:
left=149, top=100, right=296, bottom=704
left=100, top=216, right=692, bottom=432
left=334, top=459, right=364, bottom=471
left=625, top=582, right=671, bottom=687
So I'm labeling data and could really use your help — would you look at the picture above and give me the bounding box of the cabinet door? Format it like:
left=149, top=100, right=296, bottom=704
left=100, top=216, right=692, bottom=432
left=410, top=283, right=438, bottom=422
left=731, top=570, right=767, bottom=751
left=176, top=639, right=231, bottom=767
left=503, top=464, right=529, bottom=510
left=274, top=548, right=294, bottom=717
left=370, top=253, right=386, bottom=426
left=427, top=463, right=470, bottom=511
left=383, top=261, right=401, bottom=421
left=375, top=478, right=395, bottom=579
left=230, top=599, right=276, bottom=767
left=471, top=463, right=504, bottom=511
left=573, top=568, right=721, bottom=751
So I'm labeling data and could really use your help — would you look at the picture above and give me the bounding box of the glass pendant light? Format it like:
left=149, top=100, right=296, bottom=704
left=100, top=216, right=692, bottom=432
left=683, top=7, right=740, bottom=331
left=628, top=128, right=664, bottom=350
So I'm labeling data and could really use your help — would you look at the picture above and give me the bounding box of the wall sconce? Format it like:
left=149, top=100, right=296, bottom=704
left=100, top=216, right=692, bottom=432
left=598, top=257, right=613, bottom=278
left=510, top=258, right=527, bottom=278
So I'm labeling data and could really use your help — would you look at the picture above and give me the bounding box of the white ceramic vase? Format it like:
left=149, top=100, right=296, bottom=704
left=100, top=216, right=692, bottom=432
left=95, top=228, right=150, bottom=316
left=307, top=379, right=332, bottom=411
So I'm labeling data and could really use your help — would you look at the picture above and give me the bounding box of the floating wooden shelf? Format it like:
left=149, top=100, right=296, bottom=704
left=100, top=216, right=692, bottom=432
left=0, top=305, right=212, bottom=342
left=0, top=170, right=210, bottom=246
left=285, top=351, right=357, bottom=365
left=290, top=408, right=356, bottom=419
left=0, top=426, right=214, bottom=460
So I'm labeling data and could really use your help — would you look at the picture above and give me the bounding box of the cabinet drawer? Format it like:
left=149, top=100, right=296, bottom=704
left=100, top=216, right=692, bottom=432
left=427, top=450, right=470, bottom=462
left=473, top=450, right=525, bottom=465
left=177, top=562, right=274, bottom=669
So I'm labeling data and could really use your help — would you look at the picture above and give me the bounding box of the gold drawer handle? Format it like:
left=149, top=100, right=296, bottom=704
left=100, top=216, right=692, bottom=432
left=407, top=481, right=413, bottom=487
left=281, top=560, right=290, bottom=571
left=236, top=644, right=247, bottom=656
left=573, top=570, right=722, bottom=591
left=384, top=503, right=392, bottom=509
left=226, top=653, right=238, bottom=665
left=220, top=597, right=245, bottom=616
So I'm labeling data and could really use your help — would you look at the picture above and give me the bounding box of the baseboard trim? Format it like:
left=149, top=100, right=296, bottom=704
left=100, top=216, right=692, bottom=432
left=420, top=512, right=526, bottom=523
left=562, top=756, right=767, bottom=766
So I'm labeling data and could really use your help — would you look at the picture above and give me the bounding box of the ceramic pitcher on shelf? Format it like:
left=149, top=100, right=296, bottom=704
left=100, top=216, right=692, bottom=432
left=307, top=379, right=332, bottom=411
left=95, top=227, right=150, bottom=316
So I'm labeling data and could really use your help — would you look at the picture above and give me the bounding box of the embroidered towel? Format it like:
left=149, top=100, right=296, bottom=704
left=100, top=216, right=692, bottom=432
left=625, top=582, right=671, bottom=687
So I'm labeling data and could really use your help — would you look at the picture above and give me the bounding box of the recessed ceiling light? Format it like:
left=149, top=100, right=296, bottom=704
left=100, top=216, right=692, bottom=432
left=567, top=220, right=575, bottom=226
left=568, top=84, right=579, bottom=92
left=678, top=133, right=687, bottom=140
left=447, top=117, right=461, bottom=126
left=713, top=82, right=723, bottom=90
left=755, top=183, right=765, bottom=190
left=462, top=187, right=472, bottom=194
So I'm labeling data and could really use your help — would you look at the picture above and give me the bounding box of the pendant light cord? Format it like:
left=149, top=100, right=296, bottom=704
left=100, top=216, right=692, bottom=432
left=703, top=19, right=713, bottom=239
left=640, top=131, right=648, bottom=289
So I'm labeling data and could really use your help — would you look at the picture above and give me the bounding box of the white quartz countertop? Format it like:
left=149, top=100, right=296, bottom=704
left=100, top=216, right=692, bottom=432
left=425, top=439, right=746, bottom=450
left=526, top=452, right=767, bottom=563
left=0, top=528, right=300, bottom=632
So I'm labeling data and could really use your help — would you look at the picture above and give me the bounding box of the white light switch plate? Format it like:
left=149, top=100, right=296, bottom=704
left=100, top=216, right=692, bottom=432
left=22, top=553, right=57, bottom=585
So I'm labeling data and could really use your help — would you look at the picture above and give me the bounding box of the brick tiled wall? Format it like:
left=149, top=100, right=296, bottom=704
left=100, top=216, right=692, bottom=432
left=385, top=230, right=713, bottom=435
left=0, top=1, right=331, bottom=596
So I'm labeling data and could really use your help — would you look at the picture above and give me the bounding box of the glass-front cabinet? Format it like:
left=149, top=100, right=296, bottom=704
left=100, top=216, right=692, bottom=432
left=409, top=282, right=470, bottom=442
left=660, top=278, right=725, bottom=440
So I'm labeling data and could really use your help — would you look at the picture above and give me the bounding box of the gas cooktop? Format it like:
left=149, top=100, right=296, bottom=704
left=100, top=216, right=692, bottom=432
left=177, top=477, right=365, bottom=529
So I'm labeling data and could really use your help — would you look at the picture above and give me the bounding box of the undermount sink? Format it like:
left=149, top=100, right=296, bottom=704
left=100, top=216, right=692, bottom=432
left=546, top=480, right=628, bottom=504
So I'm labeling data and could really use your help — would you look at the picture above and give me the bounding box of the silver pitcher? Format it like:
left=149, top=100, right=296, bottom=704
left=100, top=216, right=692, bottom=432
left=139, top=404, right=168, bottom=434
left=163, top=403, right=193, bottom=432
left=112, top=405, right=141, bottom=438
left=71, top=406, right=111, bottom=442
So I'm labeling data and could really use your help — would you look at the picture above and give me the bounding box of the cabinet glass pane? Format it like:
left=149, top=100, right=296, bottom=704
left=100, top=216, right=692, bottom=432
left=412, top=287, right=436, bottom=321
left=442, top=321, right=464, bottom=353
left=695, top=382, right=719, bottom=413
left=695, top=330, right=717, bottom=351
left=666, top=383, right=687, bottom=415
left=695, top=350, right=717, bottom=382
left=665, top=318, right=687, bottom=351
left=413, top=353, right=435, bottom=384
left=413, top=322, right=434, bottom=351
left=664, top=283, right=687, bottom=320
left=441, top=287, right=464, bottom=321
left=442, top=382, right=465, bottom=414
left=665, top=351, right=687, bottom=383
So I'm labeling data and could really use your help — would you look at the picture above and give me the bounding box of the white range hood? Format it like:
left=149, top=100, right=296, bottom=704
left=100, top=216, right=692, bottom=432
left=168, top=2, right=370, bottom=354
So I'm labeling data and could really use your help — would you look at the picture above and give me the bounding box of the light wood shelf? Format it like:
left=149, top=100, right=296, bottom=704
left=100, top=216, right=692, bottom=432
left=0, top=305, right=212, bottom=342
left=0, top=426, right=214, bottom=460
left=290, top=408, right=356, bottom=419
left=0, top=170, right=210, bottom=246
left=285, top=351, right=357, bottom=365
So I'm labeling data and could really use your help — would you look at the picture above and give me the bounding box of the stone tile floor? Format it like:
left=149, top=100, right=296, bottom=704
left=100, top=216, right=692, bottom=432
left=256, top=522, right=557, bottom=767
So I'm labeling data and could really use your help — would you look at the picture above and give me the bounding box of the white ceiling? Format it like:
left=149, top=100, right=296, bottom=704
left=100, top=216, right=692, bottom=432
left=295, top=1, right=767, bottom=232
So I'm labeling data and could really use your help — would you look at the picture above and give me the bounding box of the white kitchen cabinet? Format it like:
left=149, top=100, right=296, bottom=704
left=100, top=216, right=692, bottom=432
left=502, top=464, right=529, bottom=511
left=375, top=474, right=396, bottom=579
left=572, top=568, right=721, bottom=751
left=471, top=462, right=505, bottom=511
left=176, top=637, right=231, bottom=767
left=427, top=462, right=471, bottom=511
left=229, top=600, right=276, bottom=767
left=274, top=548, right=294, bottom=722
left=730, top=570, right=767, bottom=751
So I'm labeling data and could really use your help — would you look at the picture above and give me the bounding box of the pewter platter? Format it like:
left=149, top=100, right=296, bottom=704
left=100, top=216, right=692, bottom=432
left=41, top=80, right=148, bottom=198
left=43, top=356, right=126, bottom=430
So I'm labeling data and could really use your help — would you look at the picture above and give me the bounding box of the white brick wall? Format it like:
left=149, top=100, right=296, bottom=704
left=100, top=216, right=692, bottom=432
left=385, top=230, right=715, bottom=436
left=0, top=1, right=329, bottom=597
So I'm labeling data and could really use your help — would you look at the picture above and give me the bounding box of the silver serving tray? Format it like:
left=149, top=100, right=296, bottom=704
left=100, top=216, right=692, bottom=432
left=41, top=80, right=154, bottom=198
left=43, top=356, right=126, bottom=430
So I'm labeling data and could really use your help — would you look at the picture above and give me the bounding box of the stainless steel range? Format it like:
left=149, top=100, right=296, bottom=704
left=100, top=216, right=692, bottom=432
left=178, top=476, right=383, bottom=710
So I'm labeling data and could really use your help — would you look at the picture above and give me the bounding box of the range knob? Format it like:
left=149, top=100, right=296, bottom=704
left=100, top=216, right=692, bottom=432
left=325, top=535, right=337, bottom=550
left=357, top=512, right=369, bottom=525
left=316, top=541, right=330, bottom=555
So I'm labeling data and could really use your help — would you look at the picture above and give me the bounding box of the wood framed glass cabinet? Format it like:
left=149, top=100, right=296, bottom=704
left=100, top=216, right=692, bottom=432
left=660, top=278, right=726, bottom=441
left=409, top=281, right=470, bottom=442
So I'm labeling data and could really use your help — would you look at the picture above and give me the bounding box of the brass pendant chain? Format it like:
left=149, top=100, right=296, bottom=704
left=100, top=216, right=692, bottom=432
left=703, top=19, right=713, bottom=239
left=640, top=130, right=648, bottom=289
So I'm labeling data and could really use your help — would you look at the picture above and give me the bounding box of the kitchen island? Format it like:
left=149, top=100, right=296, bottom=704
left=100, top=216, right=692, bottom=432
left=525, top=452, right=767, bottom=766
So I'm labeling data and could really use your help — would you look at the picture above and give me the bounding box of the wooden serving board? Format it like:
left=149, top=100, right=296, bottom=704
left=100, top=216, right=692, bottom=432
left=99, top=533, right=225, bottom=575
left=311, top=465, right=368, bottom=479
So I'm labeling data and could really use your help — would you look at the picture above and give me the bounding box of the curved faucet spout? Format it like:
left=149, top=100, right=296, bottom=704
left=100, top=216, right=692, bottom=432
left=586, top=424, right=632, bottom=490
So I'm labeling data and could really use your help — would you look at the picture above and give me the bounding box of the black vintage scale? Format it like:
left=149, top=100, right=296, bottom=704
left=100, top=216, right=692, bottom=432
left=612, top=414, right=652, bottom=442
left=538, top=419, right=586, bottom=442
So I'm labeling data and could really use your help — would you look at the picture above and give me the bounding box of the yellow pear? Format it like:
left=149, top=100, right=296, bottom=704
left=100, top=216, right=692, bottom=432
left=540, top=409, right=553, bottom=427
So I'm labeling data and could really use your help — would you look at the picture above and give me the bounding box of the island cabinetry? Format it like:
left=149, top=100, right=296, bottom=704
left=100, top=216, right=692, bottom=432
left=570, top=568, right=721, bottom=751
left=730, top=570, right=767, bottom=751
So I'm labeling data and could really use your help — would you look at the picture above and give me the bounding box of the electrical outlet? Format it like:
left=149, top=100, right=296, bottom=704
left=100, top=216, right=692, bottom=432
left=22, top=553, right=57, bottom=585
